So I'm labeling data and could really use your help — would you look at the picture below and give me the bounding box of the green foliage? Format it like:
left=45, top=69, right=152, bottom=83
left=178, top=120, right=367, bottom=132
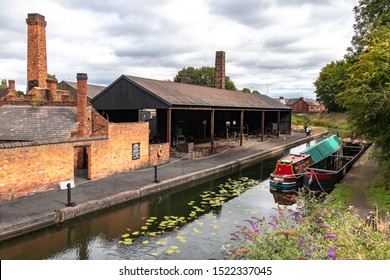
left=174, top=66, right=237, bottom=90
left=47, top=73, right=57, bottom=80
left=226, top=193, right=390, bottom=260
left=348, top=0, right=390, bottom=57
left=337, top=26, right=390, bottom=161
left=314, top=60, right=348, bottom=112
left=1, top=79, right=7, bottom=87
left=242, top=88, right=251, bottom=93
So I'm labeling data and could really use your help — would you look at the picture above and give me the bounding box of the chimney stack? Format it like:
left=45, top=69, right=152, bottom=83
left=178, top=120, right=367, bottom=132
left=77, top=73, right=88, bottom=137
left=214, top=51, right=225, bottom=90
left=8, top=80, right=16, bottom=92
left=26, top=13, right=47, bottom=90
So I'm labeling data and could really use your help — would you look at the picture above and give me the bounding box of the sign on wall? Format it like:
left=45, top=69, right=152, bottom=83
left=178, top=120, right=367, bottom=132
left=132, top=143, right=140, bottom=160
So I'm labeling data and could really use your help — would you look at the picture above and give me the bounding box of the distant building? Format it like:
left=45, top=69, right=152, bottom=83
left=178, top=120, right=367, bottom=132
left=58, top=80, right=106, bottom=102
left=275, top=97, right=327, bottom=113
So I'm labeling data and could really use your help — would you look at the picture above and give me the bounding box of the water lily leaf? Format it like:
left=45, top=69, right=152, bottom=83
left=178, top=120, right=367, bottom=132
left=142, top=240, right=150, bottom=244
left=211, top=232, right=217, bottom=236
left=141, top=226, right=148, bottom=230
left=151, top=252, right=159, bottom=257
left=170, top=245, right=179, bottom=250
left=121, top=233, right=130, bottom=238
left=197, top=221, right=204, bottom=226
left=132, top=231, right=140, bottom=235
left=193, top=228, right=202, bottom=234
left=148, top=232, right=158, bottom=237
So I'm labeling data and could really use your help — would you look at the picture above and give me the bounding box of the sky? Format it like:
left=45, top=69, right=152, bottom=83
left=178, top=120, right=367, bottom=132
left=0, top=0, right=358, bottom=99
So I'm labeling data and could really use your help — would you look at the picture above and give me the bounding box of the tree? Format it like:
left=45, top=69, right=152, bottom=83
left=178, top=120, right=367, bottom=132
left=314, top=60, right=349, bottom=112
left=337, top=26, right=390, bottom=160
left=347, top=0, right=390, bottom=58
left=174, top=66, right=237, bottom=90
left=47, top=73, right=57, bottom=80
left=1, top=79, right=7, bottom=87
left=242, top=88, right=251, bottom=93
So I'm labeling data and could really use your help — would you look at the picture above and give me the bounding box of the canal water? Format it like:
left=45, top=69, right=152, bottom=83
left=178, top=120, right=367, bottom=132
left=0, top=141, right=317, bottom=260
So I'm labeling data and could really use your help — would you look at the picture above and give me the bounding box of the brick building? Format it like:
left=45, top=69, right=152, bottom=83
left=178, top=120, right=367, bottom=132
left=0, top=13, right=169, bottom=201
left=277, top=97, right=327, bottom=113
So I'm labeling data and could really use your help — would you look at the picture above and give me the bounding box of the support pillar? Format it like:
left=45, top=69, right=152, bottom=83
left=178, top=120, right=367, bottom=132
left=240, top=110, right=244, bottom=146
left=261, top=111, right=265, bottom=142
left=210, top=110, right=215, bottom=154
left=167, top=109, right=172, bottom=145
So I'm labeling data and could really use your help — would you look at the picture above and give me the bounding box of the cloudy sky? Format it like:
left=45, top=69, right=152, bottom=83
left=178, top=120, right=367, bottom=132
left=0, top=0, right=358, bottom=98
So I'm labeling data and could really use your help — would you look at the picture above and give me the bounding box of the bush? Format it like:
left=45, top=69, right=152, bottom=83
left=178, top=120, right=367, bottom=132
left=225, top=192, right=390, bottom=260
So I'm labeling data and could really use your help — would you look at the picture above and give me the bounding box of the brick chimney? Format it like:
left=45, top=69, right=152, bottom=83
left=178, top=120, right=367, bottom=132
left=77, top=73, right=88, bottom=137
left=214, top=51, right=225, bottom=90
left=8, top=80, right=16, bottom=92
left=26, top=13, right=47, bottom=91
left=46, top=78, right=57, bottom=96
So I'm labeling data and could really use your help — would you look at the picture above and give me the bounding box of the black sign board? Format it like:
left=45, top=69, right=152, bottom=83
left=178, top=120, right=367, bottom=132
left=132, top=143, right=140, bottom=160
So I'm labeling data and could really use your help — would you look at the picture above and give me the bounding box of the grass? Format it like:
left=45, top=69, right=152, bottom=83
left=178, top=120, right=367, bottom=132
left=331, top=183, right=352, bottom=204
left=370, top=184, right=390, bottom=214
left=292, top=112, right=351, bottom=138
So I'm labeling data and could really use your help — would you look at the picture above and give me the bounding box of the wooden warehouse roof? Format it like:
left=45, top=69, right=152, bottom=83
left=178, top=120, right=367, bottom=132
left=92, top=75, right=291, bottom=111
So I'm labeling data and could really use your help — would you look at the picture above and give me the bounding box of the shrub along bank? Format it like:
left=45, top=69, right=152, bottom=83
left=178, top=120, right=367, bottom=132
left=226, top=192, right=390, bottom=260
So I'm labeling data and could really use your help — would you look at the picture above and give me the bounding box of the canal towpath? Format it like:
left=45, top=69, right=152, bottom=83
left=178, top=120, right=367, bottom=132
left=0, top=130, right=329, bottom=241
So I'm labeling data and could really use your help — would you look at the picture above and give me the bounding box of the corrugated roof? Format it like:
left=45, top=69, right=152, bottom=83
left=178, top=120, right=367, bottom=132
left=303, top=135, right=342, bottom=163
left=0, top=105, right=77, bottom=141
left=117, top=75, right=290, bottom=110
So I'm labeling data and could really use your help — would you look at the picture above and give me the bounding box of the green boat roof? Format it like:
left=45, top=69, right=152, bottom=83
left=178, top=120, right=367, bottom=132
left=303, top=135, right=342, bottom=164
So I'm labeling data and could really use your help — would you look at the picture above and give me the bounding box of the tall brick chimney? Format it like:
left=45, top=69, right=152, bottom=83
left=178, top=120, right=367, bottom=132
left=214, top=51, right=225, bottom=90
left=26, top=13, right=47, bottom=91
left=77, top=73, right=88, bottom=137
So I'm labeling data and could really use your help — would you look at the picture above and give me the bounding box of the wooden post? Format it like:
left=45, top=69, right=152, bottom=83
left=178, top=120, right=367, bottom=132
left=167, top=109, right=172, bottom=145
left=277, top=111, right=281, bottom=138
left=210, top=110, right=215, bottom=153
left=261, top=111, right=265, bottom=142
left=240, top=110, right=244, bottom=146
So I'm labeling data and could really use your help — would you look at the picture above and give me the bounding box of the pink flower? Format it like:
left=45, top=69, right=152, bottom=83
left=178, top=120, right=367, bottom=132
left=327, top=248, right=336, bottom=260
left=324, top=233, right=338, bottom=239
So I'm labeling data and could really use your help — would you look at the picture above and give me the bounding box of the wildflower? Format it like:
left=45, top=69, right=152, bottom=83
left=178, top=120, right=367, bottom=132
left=268, top=221, right=277, bottom=228
left=304, top=249, right=310, bottom=257
left=246, top=220, right=261, bottom=233
left=316, top=217, right=325, bottom=223
left=324, top=233, right=338, bottom=239
left=310, top=245, right=316, bottom=252
left=327, top=247, right=336, bottom=260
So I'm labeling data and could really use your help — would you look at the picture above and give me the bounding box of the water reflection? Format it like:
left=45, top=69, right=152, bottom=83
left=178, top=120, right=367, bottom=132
left=0, top=141, right=318, bottom=260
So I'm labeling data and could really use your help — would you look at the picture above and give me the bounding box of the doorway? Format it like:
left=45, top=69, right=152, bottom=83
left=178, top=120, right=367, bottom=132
left=74, top=145, right=91, bottom=184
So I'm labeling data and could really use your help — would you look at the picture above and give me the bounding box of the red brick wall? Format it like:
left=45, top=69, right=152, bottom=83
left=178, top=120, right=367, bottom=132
left=0, top=143, right=73, bottom=200
left=149, top=143, right=170, bottom=166
left=0, top=122, right=170, bottom=201
left=89, top=123, right=151, bottom=179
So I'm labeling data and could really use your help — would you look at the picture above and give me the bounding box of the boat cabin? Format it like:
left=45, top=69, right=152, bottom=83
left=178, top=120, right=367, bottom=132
left=273, top=153, right=312, bottom=178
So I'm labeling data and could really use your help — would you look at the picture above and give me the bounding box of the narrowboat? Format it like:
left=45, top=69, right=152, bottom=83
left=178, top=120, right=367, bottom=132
left=303, top=143, right=366, bottom=193
left=269, top=135, right=342, bottom=192
left=269, top=153, right=312, bottom=192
